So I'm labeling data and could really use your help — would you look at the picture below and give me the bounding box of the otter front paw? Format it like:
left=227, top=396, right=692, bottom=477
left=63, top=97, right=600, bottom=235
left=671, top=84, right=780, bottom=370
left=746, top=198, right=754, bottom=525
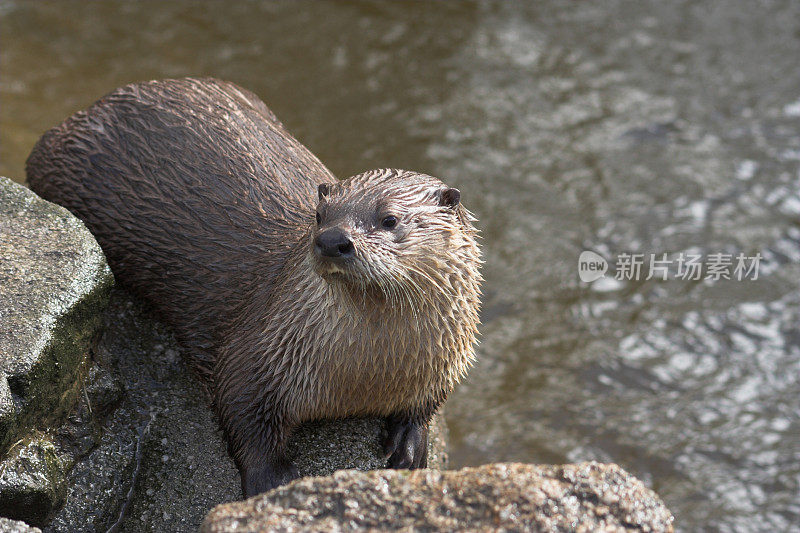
left=242, top=458, right=300, bottom=497
left=384, top=416, right=429, bottom=469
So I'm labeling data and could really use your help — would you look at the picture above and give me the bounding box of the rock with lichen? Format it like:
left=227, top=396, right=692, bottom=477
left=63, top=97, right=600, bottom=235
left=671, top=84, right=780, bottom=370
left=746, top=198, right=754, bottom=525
left=0, top=176, right=114, bottom=451
left=0, top=176, right=113, bottom=528
left=0, top=440, right=66, bottom=528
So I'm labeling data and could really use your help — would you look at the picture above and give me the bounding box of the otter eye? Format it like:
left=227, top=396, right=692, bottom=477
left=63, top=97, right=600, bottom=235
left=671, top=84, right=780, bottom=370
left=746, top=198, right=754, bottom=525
left=381, top=215, right=398, bottom=229
left=315, top=212, right=322, bottom=225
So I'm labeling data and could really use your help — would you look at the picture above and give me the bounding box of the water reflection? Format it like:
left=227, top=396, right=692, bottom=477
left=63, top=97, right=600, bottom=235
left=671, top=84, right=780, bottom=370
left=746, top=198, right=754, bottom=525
left=2, top=1, right=799, bottom=530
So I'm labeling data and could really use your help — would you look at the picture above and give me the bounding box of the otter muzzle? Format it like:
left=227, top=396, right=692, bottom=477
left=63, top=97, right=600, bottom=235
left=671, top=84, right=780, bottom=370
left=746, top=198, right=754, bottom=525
left=314, top=228, right=355, bottom=259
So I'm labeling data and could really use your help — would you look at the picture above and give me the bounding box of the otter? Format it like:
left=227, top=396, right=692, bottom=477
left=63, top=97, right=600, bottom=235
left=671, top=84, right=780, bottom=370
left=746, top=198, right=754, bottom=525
left=26, top=77, right=482, bottom=496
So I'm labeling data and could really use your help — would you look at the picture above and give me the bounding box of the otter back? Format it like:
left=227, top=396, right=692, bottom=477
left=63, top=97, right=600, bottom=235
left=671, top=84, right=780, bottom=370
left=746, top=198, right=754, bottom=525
left=26, top=77, right=336, bottom=377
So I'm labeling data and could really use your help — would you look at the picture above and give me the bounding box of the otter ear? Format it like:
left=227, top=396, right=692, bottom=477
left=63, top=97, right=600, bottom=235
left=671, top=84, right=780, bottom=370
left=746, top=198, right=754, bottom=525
left=318, top=183, right=330, bottom=201
left=439, top=187, right=461, bottom=209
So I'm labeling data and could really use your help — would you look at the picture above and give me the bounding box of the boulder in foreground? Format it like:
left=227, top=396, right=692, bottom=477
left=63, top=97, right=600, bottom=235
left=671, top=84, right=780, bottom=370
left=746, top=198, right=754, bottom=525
left=201, top=461, right=674, bottom=532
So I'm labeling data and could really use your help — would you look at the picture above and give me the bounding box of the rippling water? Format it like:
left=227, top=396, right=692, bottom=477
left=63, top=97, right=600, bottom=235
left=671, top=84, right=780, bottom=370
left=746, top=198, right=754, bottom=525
left=2, top=2, right=799, bottom=531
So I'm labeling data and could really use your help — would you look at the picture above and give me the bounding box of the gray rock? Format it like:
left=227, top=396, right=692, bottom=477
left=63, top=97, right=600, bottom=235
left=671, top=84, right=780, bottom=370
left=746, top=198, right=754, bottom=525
left=201, top=462, right=675, bottom=533
left=44, top=290, right=240, bottom=533
left=83, top=364, right=124, bottom=419
left=0, top=517, right=41, bottom=533
left=0, top=440, right=66, bottom=528
left=0, top=176, right=114, bottom=452
left=289, top=410, right=448, bottom=478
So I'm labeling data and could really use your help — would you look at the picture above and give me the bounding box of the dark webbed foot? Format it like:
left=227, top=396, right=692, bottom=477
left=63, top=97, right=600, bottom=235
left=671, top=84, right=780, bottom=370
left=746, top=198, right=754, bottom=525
left=242, top=456, right=300, bottom=497
left=384, top=416, right=429, bottom=469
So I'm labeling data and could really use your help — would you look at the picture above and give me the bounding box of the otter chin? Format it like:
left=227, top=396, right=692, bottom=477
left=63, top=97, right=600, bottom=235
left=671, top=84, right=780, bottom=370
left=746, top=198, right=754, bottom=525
left=25, top=78, right=482, bottom=497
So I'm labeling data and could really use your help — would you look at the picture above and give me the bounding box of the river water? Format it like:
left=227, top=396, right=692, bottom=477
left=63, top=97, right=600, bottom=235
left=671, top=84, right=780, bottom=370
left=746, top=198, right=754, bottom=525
left=2, top=2, right=799, bottom=531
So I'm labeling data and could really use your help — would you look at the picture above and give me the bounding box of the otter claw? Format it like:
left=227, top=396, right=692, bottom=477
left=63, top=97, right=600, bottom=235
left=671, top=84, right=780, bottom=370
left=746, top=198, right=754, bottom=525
left=384, top=416, right=428, bottom=470
left=243, top=458, right=300, bottom=497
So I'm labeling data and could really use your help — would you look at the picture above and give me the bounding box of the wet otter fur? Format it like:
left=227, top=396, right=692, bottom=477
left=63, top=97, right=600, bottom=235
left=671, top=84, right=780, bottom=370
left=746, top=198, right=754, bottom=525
left=26, top=77, right=482, bottom=496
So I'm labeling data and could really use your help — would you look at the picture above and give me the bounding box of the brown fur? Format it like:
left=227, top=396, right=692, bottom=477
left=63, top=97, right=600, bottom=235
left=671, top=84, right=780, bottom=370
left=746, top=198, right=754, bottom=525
left=26, top=78, right=482, bottom=495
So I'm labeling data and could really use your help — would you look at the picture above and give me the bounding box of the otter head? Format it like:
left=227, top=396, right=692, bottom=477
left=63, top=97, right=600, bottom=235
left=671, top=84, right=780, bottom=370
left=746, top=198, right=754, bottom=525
left=310, top=169, right=478, bottom=308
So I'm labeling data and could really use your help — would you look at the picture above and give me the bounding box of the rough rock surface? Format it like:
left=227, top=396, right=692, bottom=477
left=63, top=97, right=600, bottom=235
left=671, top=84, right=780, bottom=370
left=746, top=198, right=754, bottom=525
left=0, top=176, right=113, bottom=528
left=43, top=290, right=241, bottom=533
left=0, top=517, right=41, bottom=533
left=0, top=176, right=113, bottom=451
left=202, top=462, right=674, bottom=533
left=0, top=440, right=66, bottom=528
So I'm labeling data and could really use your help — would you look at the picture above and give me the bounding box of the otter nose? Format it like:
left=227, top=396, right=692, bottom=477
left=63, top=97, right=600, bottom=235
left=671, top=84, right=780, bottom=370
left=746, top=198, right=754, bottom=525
left=315, top=228, right=355, bottom=258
